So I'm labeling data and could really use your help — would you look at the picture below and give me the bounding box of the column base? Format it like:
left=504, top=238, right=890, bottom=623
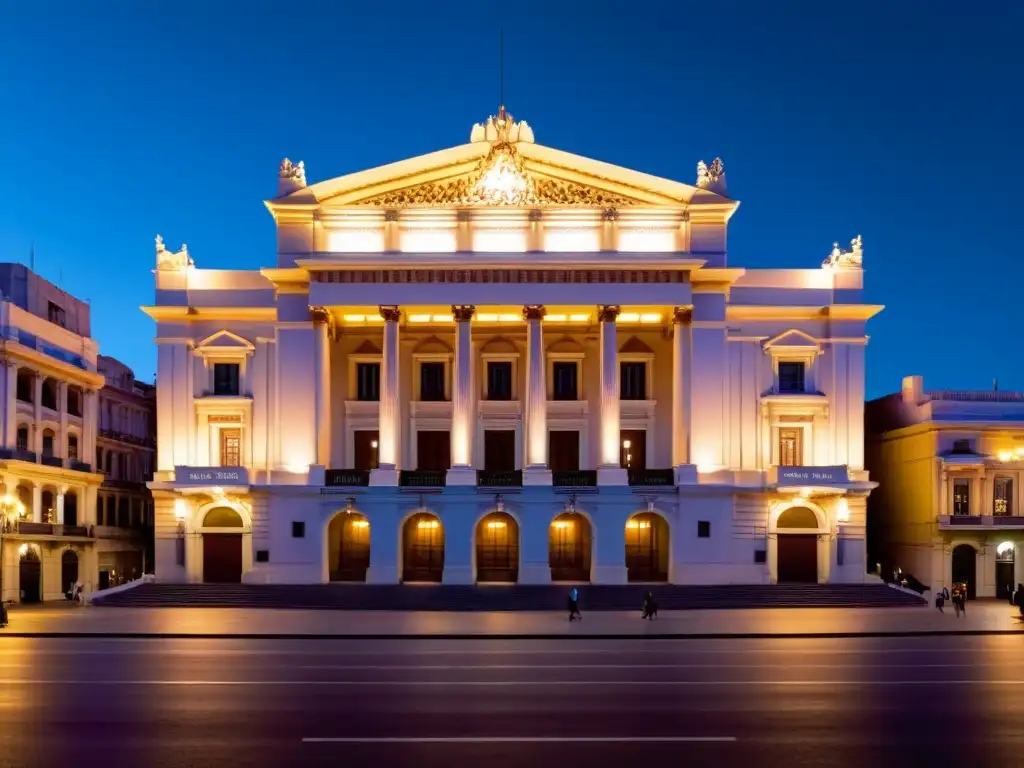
left=446, top=466, right=477, bottom=486
left=593, top=564, right=628, bottom=585
left=366, top=564, right=400, bottom=584
left=442, top=564, right=475, bottom=584
left=369, top=467, right=400, bottom=486
left=523, top=466, right=552, bottom=486
left=597, top=465, right=628, bottom=486
left=519, top=562, right=552, bottom=584
left=673, top=464, right=698, bottom=485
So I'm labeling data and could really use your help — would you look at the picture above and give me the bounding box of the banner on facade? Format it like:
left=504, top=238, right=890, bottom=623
left=777, top=466, right=849, bottom=486
left=175, top=466, right=249, bottom=486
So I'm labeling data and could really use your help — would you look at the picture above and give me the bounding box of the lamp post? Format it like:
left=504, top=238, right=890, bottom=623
left=0, top=495, right=27, bottom=607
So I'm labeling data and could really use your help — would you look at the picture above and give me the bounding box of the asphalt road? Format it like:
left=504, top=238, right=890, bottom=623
left=0, top=634, right=1021, bottom=767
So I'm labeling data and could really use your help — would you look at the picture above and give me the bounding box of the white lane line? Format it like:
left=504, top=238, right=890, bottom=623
left=301, top=736, right=738, bottom=744
left=1, top=679, right=1022, bottom=686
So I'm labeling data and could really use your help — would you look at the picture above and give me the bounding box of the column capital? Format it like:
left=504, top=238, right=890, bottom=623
left=523, top=305, right=546, bottom=321
left=672, top=306, right=693, bottom=324
left=597, top=305, right=621, bottom=323
left=451, top=305, right=476, bottom=322
left=378, top=305, right=401, bottom=323
left=310, top=306, right=330, bottom=325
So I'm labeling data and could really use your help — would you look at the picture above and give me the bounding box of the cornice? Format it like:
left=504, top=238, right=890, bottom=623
left=141, top=306, right=277, bottom=322
left=0, top=341, right=105, bottom=388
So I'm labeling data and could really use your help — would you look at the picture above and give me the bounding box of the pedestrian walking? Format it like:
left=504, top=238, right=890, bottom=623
left=1013, top=583, right=1024, bottom=618
left=641, top=591, right=657, bottom=620
left=567, top=587, right=581, bottom=621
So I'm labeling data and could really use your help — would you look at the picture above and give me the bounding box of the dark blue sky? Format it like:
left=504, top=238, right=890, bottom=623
left=1, top=1, right=1019, bottom=397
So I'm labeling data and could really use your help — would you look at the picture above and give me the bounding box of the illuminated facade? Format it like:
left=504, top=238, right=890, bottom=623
left=867, top=376, right=1024, bottom=599
left=0, top=264, right=104, bottom=603
left=147, top=107, right=879, bottom=587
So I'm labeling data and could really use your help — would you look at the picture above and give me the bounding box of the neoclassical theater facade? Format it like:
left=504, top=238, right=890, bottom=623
left=147, top=107, right=879, bottom=587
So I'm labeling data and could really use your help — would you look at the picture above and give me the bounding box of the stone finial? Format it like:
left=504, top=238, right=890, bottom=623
left=155, top=235, right=193, bottom=271
left=822, top=235, right=864, bottom=269
left=277, top=158, right=307, bottom=196
left=470, top=106, right=535, bottom=144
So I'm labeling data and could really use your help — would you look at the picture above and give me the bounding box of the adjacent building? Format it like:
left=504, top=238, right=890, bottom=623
left=147, top=106, right=880, bottom=588
left=96, top=355, right=155, bottom=587
left=866, top=376, right=1024, bottom=599
left=0, top=263, right=103, bottom=602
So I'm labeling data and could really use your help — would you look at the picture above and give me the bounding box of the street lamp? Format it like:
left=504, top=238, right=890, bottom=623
left=0, top=495, right=27, bottom=607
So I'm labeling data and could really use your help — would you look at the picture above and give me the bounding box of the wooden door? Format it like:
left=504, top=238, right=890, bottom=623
left=203, top=534, right=243, bottom=583
left=777, top=535, right=818, bottom=583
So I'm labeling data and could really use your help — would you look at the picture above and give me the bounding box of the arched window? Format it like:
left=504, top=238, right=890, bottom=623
left=16, top=370, right=34, bottom=403
left=42, top=429, right=56, bottom=458
left=64, top=491, right=79, bottom=526
left=41, top=489, right=55, bottom=523
left=68, top=434, right=79, bottom=461
left=41, top=378, right=58, bottom=410
left=16, top=426, right=29, bottom=452
left=67, top=387, right=83, bottom=418
left=96, top=496, right=105, bottom=526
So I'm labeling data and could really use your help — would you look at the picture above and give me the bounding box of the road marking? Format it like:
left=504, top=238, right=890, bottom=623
left=301, top=736, right=738, bottom=744
left=1, top=679, right=1022, bottom=687
left=295, top=662, right=1023, bottom=671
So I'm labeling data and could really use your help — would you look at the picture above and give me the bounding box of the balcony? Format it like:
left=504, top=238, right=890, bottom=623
left=552, top=470, right=597, bottom=488
left=938, top=514, right=1024, bottom=529
left=1, top=521, right=94, bottom=538
left=477, top=469, right=523, bottom=488
left=399, top=470, right=447, bottom=488
left=99, top=428, right=155, bottom=448
left=41, top=455, right=63, bottom=468
left=627, top=468, right=675, bottom=487
left=70, top=460, right=92, bottom=473
left=325, top=469, right=371, bottom=487
left=0, top=448, right=38, bottom=463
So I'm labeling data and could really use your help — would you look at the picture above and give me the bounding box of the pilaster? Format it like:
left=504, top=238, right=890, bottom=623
left=597, top=305, right=627, bottom=485
left=522, top=305, right=551, bottom=485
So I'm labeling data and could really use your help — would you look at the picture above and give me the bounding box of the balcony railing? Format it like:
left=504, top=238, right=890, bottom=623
left=627, top=468, right=675, bottom=487
left=70, top=460, right=92, bottom=473
left=477, top=469, right=523, bottom=488
left=939, top=514, right=1024, bottom=528
left=948, top=515, right=981, bottom=525
left=325, top=469, right=371, bottom=487
left=399, top=470, right=447, bottom=488
left=98, top=428, right=155, bottom=448
left=41, top=455, right=63, bottom=468
left=552, top=470, right=597, bottom=488
left=0, top=448, right=38, bottom=463
left=0, top=521, right=94, bottom=538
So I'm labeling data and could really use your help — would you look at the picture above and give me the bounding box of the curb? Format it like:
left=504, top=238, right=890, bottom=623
left=0, top=629, right=1020, bottom=640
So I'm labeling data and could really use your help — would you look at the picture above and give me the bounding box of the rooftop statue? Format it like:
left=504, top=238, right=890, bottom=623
left=155, top=234, right=193, bottom=271
left=823, top=235, right=864, bottom=269
left=696, top=157, right=725, bottom=188
left=279, top=158, right=306, bottom=187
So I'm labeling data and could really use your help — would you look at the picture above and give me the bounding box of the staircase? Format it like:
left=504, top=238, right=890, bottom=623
left=94, top=583, right=925, bottom=611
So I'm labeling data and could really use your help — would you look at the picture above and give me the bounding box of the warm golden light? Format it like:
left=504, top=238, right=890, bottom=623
left=622, top=439, right=632, bottom=449
left=486, top=520, right=507, bottom=529
left=350, top=519, right=370, bottom=529
left=475, top=149, right=529, bottom=203
left=409, top=314, right=432, bottom=323
left=999, top=450, right=1014, bottom=462
left=553, top=520, right=572, bottom=529
left=474, top=313, right=526, bottom=324
left=836, top=498, right=850, bottom=523
left=400, top=229, right=457, bottom=253
left=417, top=519, right=440, bottom=530
left=626, top=520, right=651, bottom=530
left=173, top=498, right=187, bottom=521
left=342, top=314, right=384, bottom=324
left=328, top=228, right=385, bottom=253
left=569, top=313, right=590, bottom=322
left=639, top=313, right=662, bottom=323
left=617, top=313, right=640, bottom=323
left=544, top=314, right=568, bottom=323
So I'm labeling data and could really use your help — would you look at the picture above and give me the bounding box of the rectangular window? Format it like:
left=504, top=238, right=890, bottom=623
left=416, top=430, right=451, bottom=471
left=213, top=363, right=240, bottom=396
left=778, top=362, right=806, bottom=393
left=292, top=521, right=305, bottom=538
left=486, top=361, right=513, bottom=401
left=620, top=429, right=647, bottom=470
left=255, top=550, right=270, bottom=563
left=837, top=536, right=845, bottom=566
left=994, top=477, right=1013, bottom=516
left=549, top=431, right=580, bottom=472
left=419, top=362, right=446, bottom=401
left=176, top=537, right=186, bottom=566
left=697, top=520, right=710, bottom=538
left=356, top=363, right=380, bottom=401
left=754, top=549, right=767, bottom=564
left=620, top=361, right=647, bottom=400
left=484, top=430, right=516, bottom=471
left=47, top=301, right=66, bottom=328
left=552, top=361, right=578, bottom=401
left=952, top=478, right=971, bottom=516
left=778, top=428, right=802, bottom=467
left=220, top=428, right=241, bottom=467
left=354, top=430, right=379, bottom=471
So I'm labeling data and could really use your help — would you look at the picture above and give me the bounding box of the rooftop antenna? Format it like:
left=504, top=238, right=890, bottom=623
left=499, top=27, right=504, bottom=109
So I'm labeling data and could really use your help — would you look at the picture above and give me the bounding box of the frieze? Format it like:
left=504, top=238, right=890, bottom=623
left=313, top=269, right=688, bottom=285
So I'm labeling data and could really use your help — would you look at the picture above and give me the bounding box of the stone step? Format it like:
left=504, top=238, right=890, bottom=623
left=95, top=583, right=925, bottom=611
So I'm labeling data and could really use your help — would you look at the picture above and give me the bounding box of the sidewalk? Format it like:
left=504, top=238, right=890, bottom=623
left=1, top=601, right=1021, bottom=638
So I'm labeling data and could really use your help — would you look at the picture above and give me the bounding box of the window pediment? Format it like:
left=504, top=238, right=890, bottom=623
left=195, top=330, right=255, bottom=360
left=762, top=329, right=820, bottom=356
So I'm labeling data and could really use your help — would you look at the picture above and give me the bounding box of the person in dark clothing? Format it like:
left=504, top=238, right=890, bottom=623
left=567, top=587, right=581, bottom=621
left=641, top=591, right=657, bottom=620
left=1014, top=583, right=1024, bottom=617
left=0, top=601, right=7, bottom=628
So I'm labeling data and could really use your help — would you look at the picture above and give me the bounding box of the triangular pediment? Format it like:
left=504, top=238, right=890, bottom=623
left=619, top=336, right=655, bottom=355
left=763, top=329, right=819, bottom=351
left=197, top=330, right=255, bottom=351
left=352, top=340, right=382, bottom=355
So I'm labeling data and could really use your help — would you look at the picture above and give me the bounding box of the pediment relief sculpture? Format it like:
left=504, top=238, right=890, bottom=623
left=155, top=234, right=193, bottom=271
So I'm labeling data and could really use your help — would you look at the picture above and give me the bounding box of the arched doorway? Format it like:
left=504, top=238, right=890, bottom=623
left=996, top=542, right=1016, bottom=600
left=476, top=512, right=519, bottom=583
left=776, top=506, right=821, bottom=583
left=201, top=506, right=244, bottom=583
left=549, top=513, right=592, bottom=582
left=951, top=544, right=977, bottom=599
left=64, top=491, right=79, bottom=526
left=327, top=512, right=370, bottom=582
left=61, top=550, right=79, bottom=595
left=402, top=513, right=444, bottom=583
left=19, top=547, right=41, bottom=603
left=625, top=512, right=669, bottom=583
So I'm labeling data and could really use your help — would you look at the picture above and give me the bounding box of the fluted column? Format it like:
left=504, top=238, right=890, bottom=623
left=58, top=382, right=68, bottom=461
left=522, top=305, right=551, bottom=485
left=672, top=307, right=697, bottom=484
left=597, top=305, right=627, bottom=485
left=3, top=363, right=16, bottom=449
left=371, top=306, right=401, bottom=486
left=448, top=305, right=476, bottom=485
left=32, top=373, right=42, bottom=454
left=311, top=307, right=332, bottom=468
